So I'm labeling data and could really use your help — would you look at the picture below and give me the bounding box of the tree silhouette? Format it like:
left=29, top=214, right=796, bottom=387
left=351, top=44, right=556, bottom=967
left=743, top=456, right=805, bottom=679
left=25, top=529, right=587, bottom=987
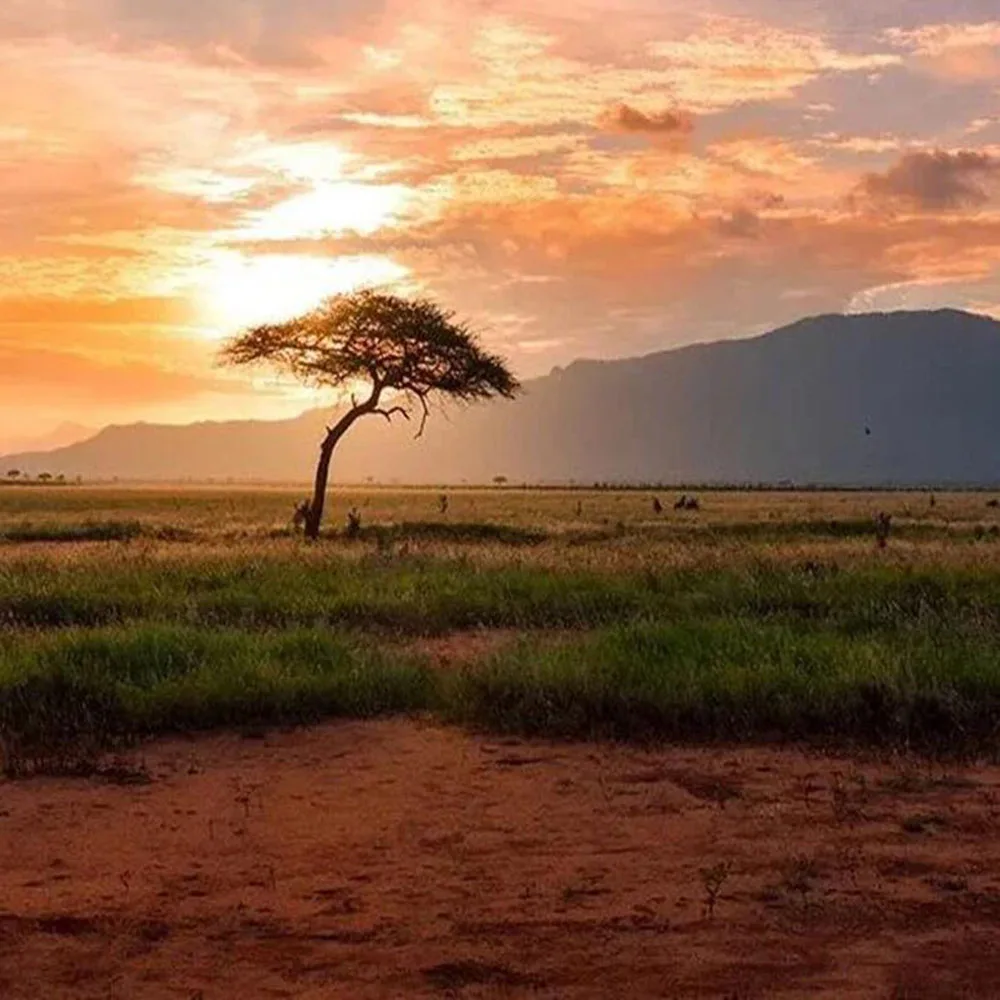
left=6, top=470, right=20, bottom=480
left=221, top=290, right=519, bottom=538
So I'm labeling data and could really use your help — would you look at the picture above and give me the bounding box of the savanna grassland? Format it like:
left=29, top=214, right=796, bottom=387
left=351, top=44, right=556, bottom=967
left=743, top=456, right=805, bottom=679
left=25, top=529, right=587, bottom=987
left=4, top=486, right=1000, bottom=999
left=3, top=485, right=1000, bottom=761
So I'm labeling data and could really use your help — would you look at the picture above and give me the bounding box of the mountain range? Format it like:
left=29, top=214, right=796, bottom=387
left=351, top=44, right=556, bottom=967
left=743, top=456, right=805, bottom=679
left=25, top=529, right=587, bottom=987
left=0, top=422, right=93, bottom=460
left=5, top=309, right=1000, bottom=487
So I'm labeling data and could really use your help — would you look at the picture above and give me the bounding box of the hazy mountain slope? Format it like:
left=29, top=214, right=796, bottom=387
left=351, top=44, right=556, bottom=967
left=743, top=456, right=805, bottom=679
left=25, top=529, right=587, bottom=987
left=0, top=422, right=93, bottom=459
left=5, top=309, right=1000, bottom=486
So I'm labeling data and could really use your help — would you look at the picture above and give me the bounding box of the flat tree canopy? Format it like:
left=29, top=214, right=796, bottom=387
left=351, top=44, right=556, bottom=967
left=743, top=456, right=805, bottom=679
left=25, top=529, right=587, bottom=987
left=221, top=290, right=519, bottom=537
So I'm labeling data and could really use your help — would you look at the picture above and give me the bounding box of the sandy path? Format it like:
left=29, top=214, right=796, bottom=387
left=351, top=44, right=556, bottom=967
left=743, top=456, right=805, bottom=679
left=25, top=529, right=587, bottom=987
left=2, top=720, right=1000, bottom=998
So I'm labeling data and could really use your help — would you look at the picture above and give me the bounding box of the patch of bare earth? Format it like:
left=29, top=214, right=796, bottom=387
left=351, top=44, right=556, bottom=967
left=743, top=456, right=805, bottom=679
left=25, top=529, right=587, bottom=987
left=2, top=721, right=1000, bottom=998
left=407, top=629, right=527, bottom=669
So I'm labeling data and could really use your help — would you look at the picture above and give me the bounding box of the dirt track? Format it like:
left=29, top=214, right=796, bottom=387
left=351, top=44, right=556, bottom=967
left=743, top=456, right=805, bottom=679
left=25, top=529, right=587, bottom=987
left=2, top=720, right=1000, bottom=998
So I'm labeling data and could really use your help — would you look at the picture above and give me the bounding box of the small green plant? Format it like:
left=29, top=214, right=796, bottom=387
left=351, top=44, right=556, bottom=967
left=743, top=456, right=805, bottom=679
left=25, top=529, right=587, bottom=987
left=699, top=861, right=733, bottom=919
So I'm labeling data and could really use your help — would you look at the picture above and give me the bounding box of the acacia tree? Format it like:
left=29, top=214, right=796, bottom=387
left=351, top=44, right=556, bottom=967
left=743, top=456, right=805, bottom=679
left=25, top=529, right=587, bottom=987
left=221, top=290, right=519, bottom=539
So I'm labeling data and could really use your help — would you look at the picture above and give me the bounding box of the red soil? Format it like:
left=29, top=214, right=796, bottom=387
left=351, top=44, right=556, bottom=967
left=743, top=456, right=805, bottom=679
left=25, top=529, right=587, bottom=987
left=2, top=720, right=1000, bottom=998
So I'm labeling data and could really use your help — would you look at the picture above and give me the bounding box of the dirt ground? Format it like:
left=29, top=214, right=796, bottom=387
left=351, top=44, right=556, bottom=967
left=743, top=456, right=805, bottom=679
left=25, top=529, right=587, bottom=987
left=2, top=721, right=1000, bottom=999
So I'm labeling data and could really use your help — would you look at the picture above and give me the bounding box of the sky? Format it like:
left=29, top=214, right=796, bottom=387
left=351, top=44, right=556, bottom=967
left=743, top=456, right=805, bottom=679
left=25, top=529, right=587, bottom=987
left=2, top=0, right=1000, bottom=444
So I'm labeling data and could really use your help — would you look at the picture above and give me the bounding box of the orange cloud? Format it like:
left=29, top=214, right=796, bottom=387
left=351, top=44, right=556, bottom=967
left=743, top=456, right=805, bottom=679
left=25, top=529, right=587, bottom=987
left=648, top=18, right=899, bottom=110
left=0, top=1, right=996, bottom=426
left=853, top=150, right=1000, bottom=213
left=0, top=296, right=197, bottom=328
left=598, top=103, right=694, bottom=136
left=885, top=22, right=1000, bottom=81
left=0, top=344, right=242, bottom=407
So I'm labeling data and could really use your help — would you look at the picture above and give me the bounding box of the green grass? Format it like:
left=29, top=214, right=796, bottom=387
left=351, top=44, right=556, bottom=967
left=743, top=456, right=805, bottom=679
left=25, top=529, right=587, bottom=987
left=4, top=614, right=999, bottom=766
left=3, top=486, right=1000, bottom=764
left=0, top=519, right=201, bottom=544
left=0, top=625, right=432, bottom=771
left=0, top=520, right=147, bottom=543
left=0, top=554, right=653, bottom=632
left=446, top=620, right=1000, bottom=752
left=5, top=552, right=1000, bottom=636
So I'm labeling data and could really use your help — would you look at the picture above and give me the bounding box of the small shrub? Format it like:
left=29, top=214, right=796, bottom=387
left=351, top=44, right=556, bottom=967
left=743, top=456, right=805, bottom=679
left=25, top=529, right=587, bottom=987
left=345, top=508, right=363, bottom=539
left=699, top=861, right=733, bottom=919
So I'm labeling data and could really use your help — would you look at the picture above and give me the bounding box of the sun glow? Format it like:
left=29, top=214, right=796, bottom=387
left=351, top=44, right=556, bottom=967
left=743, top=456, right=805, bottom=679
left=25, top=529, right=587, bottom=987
left=239, top=181, right=410, bottom=241
left=199, top=252, right=409, bottom=334
left=228, top=139, right=411, bottom=240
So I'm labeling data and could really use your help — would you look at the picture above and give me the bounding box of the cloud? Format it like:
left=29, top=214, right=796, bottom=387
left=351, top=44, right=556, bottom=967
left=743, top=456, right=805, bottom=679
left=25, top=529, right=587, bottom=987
left=708, top=138, right=819, bottom=182
left=1, top=0, right=385, bottom=67
left=885, top=21, right=1000, bottom=81
left=885, top=21, right=1000, bottom=54
left=647, top=17, right=899, bottom=110
left=0, top=296, right=197, bottom=327
left=2, top=0, right=1000, bottom=411
left=809, top=135, right=904, bottom=155
left=854, top=150, right=1000, bottom=212
left=715, top=206, right=763, bottom=239
left=0, top=344, right=241, bottom=407
left=847, top=271, right=1000, bottom=315
left=599, top=103, right=694, bottom=136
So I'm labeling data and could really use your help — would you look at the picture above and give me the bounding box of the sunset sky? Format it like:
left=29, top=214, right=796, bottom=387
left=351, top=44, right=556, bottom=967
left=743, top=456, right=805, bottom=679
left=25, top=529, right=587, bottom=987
left=2, top=0, right=1000, bottom=446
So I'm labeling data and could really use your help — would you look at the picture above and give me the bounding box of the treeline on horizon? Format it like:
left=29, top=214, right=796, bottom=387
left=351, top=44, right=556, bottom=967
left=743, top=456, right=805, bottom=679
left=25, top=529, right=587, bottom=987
left=6, top=477, right=1000, bottom=493
left=1, top=470, right=78, bottom=487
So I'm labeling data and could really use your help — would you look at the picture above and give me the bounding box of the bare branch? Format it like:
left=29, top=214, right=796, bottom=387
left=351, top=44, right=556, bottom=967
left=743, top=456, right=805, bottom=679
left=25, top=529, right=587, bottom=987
left=374, top=406, right=410, bottom=424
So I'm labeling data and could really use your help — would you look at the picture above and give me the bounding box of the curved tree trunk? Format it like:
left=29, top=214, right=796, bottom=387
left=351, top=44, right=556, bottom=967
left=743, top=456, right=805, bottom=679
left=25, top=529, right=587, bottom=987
left=303, top=393, right=379, bottom=540
left=304, top=432, right=338, bottom=540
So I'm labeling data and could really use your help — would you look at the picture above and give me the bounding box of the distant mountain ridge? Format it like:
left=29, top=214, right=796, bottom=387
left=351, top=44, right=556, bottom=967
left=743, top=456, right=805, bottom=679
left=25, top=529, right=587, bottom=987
left=5, top=309, right=1000, bottom=487
left=0, top=422, right=93, bottom=460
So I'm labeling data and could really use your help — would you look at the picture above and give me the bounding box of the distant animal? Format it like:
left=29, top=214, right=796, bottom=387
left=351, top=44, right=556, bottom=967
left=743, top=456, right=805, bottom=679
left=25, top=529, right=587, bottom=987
left=674, top=495, right=689, bottom=511
left=988, top=499, right=999, bottom=509
left=575, top=500, right=583, bottom=517
left=865, top=426, right=872, bottom=437
left=874, top=511, right=892, bottom=549
left=652, top=497, right=663, bottom=514
left=439, top=494, right=449, bottom=515
left=929, top=494, right=936, bottom=508
left=685, top=496, right=701, bottom=511
left=292, top=500, right=312, bottom=532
